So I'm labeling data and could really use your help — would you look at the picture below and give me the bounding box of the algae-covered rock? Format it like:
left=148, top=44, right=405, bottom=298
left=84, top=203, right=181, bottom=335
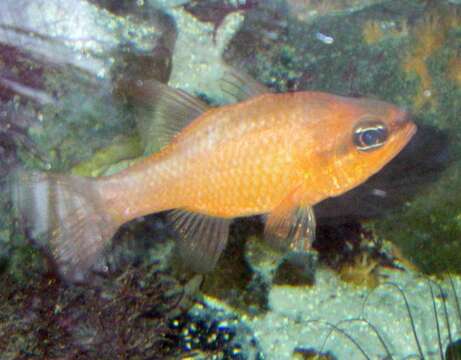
left=0, top=0, right=176, bottom=276
left=225, top=0, right=461, bottom=275
left=368, top=3, right=461, bottom=274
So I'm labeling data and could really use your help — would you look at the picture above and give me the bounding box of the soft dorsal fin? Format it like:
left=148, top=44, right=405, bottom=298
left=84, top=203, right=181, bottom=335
left=168, top=209, right=231, bottom=273
left=121, top=79, right=210, bottom=154
left=220, top=65, right=272, bottom=102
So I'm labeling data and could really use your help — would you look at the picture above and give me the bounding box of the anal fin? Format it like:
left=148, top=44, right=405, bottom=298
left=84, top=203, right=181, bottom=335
left=168, top=209, right=231, bottom=273
left=264, top=189, right=317, bottom=253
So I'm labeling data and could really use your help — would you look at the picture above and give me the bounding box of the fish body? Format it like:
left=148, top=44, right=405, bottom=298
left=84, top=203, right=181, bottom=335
left=102, top=91, right=415, bottom=220
left=13, top=78, right=416, bottom=281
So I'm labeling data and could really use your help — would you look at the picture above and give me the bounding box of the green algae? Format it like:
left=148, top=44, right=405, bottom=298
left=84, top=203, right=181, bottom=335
left=33, top=75, right=135, bottom=171
left=374, top=164, right=461, bottom=275
left=371, top=5, right=461, bottom=275
left=345, top=5, right=461, bottom=275
left=71, top=134, right=143, bottom=177
left=446, top=339, right=461, bottom=360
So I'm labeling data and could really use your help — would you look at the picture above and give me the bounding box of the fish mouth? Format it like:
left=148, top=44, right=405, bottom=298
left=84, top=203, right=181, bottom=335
left=393, top=120, right=417, bottom=154
left=395, top=109, right=417, bottom=142
left=405, top=121, right=417, bottom=140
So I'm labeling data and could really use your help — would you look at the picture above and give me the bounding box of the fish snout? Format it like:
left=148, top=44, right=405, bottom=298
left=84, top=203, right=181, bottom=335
left=395, top=109, right=417, bottom=137
left=400, top=120, right=417, bottom=152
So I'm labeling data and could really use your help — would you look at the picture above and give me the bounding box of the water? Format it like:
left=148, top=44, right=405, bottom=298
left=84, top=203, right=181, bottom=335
left=0, top=0, right=460, bottom=358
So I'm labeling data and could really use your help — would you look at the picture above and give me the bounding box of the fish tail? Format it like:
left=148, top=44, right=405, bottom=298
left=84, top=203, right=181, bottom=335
left=10, top=169, right=118, bottom=282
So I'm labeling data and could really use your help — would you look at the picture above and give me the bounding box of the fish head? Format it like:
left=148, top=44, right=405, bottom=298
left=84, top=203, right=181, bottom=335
left=313, top=95, right=417, bottom=197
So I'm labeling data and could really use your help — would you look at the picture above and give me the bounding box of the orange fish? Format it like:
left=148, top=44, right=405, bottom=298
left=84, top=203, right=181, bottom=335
left=12, top=73, right=416, bottom=281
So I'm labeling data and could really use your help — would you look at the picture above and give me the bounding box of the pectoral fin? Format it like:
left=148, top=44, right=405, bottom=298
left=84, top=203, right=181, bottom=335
left=168, top=209, right=231, bottom=273
left=264, top=190, right=316, bottom=253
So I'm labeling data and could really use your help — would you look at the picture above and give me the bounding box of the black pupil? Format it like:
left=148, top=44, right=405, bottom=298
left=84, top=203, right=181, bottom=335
left=361, top=129, right=382, bottom=146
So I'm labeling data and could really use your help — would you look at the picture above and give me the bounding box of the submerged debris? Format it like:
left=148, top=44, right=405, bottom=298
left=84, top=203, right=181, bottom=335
left=0, top=264, right=191, bottom=359
left=170, top=301, right=262, bottom=359
left=338, top=252, right=382, bottom=288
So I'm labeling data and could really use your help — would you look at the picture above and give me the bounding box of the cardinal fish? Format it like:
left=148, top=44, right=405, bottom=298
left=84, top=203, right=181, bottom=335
left=12, top=72, right=416, bottom=281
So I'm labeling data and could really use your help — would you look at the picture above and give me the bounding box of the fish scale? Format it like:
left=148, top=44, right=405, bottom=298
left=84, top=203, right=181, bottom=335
left=173, top=122, right=304, bottom=216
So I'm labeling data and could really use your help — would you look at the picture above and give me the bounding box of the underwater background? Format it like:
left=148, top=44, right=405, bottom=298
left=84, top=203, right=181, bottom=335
left=0, top=0, right=460, bottom=358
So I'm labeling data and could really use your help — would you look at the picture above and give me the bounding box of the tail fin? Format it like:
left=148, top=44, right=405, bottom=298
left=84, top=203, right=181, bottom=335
left=10, top=170, right=118, bottom=282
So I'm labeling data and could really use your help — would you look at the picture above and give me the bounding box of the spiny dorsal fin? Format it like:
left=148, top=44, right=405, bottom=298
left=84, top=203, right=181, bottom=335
left=121, top=79, right=210, bottom=154
left=168, top=209, right=231, bottom=273
left=220, top=65, right=272, bottom=102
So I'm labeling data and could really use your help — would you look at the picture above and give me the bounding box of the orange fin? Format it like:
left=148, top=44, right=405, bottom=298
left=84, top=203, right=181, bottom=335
left=168, top=209, right=231, bottom=273
left=220, top=65, right=272, bottom=102
left=11, top=170, right=118, bottom=282
left=121, top=79, right=209, bottom=154
left=264, top=191, right=316, bottom=253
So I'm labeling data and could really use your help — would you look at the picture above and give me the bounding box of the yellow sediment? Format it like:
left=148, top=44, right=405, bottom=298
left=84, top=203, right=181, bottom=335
left=287, top=0, right=376, bottom=22
left=447, top=56, right=461, bottom=86
left=362, top=19, right=408, bottom=45
left=362, top=20, right=384, bottom=44
left=402, top=7, right=460, bottom=110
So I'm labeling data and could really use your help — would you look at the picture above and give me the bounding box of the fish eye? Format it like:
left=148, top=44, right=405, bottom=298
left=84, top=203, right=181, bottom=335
left=353, top=121, right=388, bottom=151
